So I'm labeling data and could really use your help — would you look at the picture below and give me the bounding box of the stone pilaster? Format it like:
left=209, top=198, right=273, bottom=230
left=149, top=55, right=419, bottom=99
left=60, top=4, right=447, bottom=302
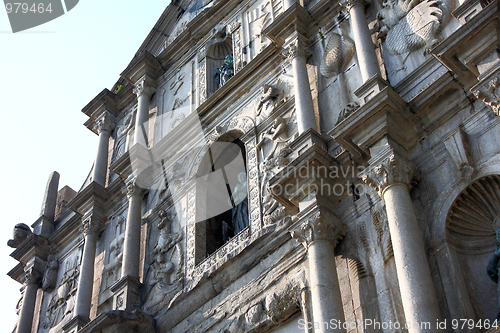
left=111, top=177, right=145, bottom=312
left=16, top=262, right=42, bottom=333
left=291, top=208, right=347, bottom=333
left=73, top=215, right=102, bottom=323
left=361, top=148, right=443, bottom=333
left=341, top=0, right=381, bottom=83
left=93, top=111, right=115, bottom=186
left=132, top=76, right=156, bottom=147
left=283, top=33, right=317, bottom=134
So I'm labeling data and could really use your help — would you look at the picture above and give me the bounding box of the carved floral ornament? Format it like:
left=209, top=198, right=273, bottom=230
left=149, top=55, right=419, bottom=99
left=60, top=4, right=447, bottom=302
left=24, top=266, right=42, bottom=286
left=96, top=111, right=116, bottom=134
left=133, top=77, right=156, bottom=98
left=473, top=77, right=500, bottom=117
left=291, top=210, right=347, bottom=248
left=361, top=152, right=420, bottom=197
left=82, top=217, right=103, bottom=236
left=282, top=37, right=312, bottom=61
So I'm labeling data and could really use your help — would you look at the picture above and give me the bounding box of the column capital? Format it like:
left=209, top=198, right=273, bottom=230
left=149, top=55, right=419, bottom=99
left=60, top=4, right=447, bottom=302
left=133, top=76, right=156, bottom=99
left=23, top=265, right=42, bottom=287
left=361, top=148, right=420, bottom=197
left=291, top=208, right=346, bottom=248
left=82, top=216, right=103, bottom=236
left=96, top=111, right=116, bottom=134
left=126, top=177, right=145, bottom=198
left=340, top=0, right=369, bottom=10
left=282, top=33, right=312, bottom=61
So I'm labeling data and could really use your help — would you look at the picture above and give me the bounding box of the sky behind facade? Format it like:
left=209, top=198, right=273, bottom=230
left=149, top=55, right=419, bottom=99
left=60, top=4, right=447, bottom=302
left=0, top=1, right=170, bottom=329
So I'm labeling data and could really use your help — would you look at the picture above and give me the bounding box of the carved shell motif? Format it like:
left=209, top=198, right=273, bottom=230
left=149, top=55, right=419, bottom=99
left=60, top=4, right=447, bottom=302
left=320, top=33, right=356, bottom=78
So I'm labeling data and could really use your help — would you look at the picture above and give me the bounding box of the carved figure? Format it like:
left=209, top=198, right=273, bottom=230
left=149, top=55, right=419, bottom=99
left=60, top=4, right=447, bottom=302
left=231, top=172, right=249, bottom=235
left=42, top=255, right=59, bottom=292
left=257, top=117, right=288, bottom=160
left=256, top=84, right=280, bottom=117
left=376, top=0, right=454, bottom=55
left=486, top=227, right=500, bottom=322
left=7, top=223, right=32, bottom=248
left=113, top=111, right=135, bottom=160
left=215, top=55, right=234, bottom=88
left=144, top=211, right=183, bottom=314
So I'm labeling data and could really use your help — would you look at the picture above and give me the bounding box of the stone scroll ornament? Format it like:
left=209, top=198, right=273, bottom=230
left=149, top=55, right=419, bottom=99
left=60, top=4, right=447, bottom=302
left=375, top=0, right=455, bottom=55
left=487, top=226, right=500, bottom=322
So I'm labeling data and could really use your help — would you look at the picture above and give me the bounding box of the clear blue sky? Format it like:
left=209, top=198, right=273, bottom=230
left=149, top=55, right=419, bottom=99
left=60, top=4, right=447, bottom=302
left=0, top=1, right=170, bottom=329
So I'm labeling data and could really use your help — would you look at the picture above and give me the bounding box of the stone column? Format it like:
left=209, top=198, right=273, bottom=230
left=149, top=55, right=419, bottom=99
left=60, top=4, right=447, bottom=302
left=93, top=112, right=115, bottom=186
left=132, top=77, right=156, bottom=147
left=283, top=33, right=317, bottom=134
left=343, top=0, right=381, bottom=83
left=121, top=178, right=144, bottom=278
left=74, top=216, right=102, bottom=320
left=16, top=266, right=42, bottom=333
left=291, top=210, right=347, bottom=333
left=362, top=151, right=443, bottom=333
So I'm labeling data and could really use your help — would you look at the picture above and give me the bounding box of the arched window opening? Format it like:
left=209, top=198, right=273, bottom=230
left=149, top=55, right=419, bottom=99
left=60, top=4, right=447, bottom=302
left=195, top=134, right=248, bottom=265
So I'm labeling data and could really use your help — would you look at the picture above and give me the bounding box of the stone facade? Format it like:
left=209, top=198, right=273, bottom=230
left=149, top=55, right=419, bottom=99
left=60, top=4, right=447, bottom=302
left=7, top=0, right=500, bottom=332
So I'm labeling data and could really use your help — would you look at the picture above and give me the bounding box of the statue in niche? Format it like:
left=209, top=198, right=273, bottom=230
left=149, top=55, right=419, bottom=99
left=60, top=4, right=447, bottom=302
left=487, top=227, right=500, bottom=322
left=42, top=255, right=58, bottom=292
left=7, top=223, right=32, bottom=248
left=215, top=55, right=234, bottom=88
left=229, top=172, right=249, bottom=235
left=144, top=210, right=183, bottom=314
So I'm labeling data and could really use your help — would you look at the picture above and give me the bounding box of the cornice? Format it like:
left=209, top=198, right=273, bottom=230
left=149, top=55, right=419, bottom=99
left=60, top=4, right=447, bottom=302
left=9, top=234, right=49, bottom=265
left=263, top=3, right=314, bottom=46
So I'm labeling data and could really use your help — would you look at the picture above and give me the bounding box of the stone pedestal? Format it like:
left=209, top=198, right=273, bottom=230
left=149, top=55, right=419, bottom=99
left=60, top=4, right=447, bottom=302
left=110, top=276, right=142, bottom=312
left=362, top=147, right=443, bottom=333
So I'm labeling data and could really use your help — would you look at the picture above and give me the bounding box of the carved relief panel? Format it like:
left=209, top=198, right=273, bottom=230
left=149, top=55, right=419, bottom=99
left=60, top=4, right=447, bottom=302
left=40, top=248, right=82, bottom=333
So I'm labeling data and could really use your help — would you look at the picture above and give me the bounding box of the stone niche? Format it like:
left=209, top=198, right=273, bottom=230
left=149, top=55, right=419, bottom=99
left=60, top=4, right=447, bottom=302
left=446, top=174, right=500, bottom=321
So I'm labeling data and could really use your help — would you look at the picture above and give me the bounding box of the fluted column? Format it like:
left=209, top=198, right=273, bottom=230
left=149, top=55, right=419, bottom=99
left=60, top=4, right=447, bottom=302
left=93, top=112, right=115, bottom=186
left=291, top=210, right=347, bottom=333
left=132, top=77, right=156, bottom=147
left=121, top=178, right=145, bottom=278
left=362, top=150, right=443, bottom=333
left=283, top=33, right=317, bottom=134
left=16, top=266, right=42, bottom=333
left=343, top=0, right=380, bottom=83
left=74, top=216, right=102, bottom=320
